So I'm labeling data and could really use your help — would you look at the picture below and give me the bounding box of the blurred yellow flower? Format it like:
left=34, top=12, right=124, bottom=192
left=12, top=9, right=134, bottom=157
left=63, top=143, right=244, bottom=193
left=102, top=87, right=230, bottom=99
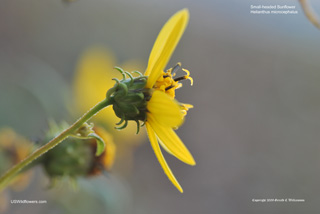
left=0, top=128, right=34, bottom=191
left=143, top=9, right=195, bottom=193
left=0, top=128, right=34, bottom=212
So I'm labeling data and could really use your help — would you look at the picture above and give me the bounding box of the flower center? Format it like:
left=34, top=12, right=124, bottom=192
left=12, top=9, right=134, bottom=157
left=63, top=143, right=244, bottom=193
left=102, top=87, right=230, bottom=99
left=153, top=63, right=193, bottom=99
left=153, top=63, right=193, bottom=115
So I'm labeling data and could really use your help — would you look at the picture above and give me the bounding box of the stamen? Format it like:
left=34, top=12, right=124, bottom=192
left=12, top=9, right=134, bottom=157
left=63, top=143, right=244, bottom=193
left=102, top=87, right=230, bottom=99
left=174, top=76, right=187, bottom=82
left=171, top=68, right=193, bottom=85
left=154, top=63, right=193, bottom=99
left=182, top=68, right=190, bottom=76
left=187, top=76, right=194, bottom=86
left=165, top=85, right=175, bottom=91
left=182, top=68, right=193, bottom=86
left=171, top=62, right=182, bottom=74
left=176, top=83, right=183, bottom=89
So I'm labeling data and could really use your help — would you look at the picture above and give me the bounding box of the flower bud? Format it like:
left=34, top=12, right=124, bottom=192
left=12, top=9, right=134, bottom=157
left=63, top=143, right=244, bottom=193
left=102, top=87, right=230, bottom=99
left=41, top=121, right=115, bottom=180
left=42, top=137, right=93, bottom=178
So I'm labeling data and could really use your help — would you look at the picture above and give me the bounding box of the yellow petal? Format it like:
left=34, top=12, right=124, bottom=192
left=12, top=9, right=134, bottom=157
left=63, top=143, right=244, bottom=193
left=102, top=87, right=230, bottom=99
left=157, top=138, right=173, bottom=156
left=145, top=9, right=189, bottom=88
left=147, top=90, right=184, bottom=128
left=147, top=114, right=195, bottom=166
left=146, top=122, right=183, bottom=193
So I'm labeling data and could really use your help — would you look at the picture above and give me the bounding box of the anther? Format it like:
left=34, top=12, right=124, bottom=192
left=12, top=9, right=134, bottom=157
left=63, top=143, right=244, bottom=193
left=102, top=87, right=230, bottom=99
left=171, top=62, right=182, bottom=74
left=165, top=84, right=176, bottom=91
left=174, top=76, right=187, bottom=82
left=182, top=68, right=193, bottom=85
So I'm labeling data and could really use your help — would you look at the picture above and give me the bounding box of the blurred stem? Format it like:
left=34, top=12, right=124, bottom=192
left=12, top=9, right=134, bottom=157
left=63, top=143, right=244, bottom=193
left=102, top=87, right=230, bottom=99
left=0, top=98, right=111, bottom=192
left=299, top=0, right=320, bottom=29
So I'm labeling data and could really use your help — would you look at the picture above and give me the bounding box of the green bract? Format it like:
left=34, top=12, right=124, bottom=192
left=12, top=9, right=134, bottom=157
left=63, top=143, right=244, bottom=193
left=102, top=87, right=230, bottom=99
left=106, top=67, right=150, bottom=134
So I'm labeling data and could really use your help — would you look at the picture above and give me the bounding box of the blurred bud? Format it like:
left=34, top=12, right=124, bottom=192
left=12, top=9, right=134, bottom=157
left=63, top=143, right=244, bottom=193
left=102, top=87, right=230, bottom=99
left=41, top=121, right=116, bottom=181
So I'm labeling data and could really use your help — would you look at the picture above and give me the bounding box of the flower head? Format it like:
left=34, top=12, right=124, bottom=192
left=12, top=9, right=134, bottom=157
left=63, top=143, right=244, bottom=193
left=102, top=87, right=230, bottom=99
left=107, top=9, right=195, bottom=192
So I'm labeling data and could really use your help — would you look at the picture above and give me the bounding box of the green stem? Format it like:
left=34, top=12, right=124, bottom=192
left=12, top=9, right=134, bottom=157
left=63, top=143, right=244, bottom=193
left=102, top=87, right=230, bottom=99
left=0, top=99, right=111, bottom=191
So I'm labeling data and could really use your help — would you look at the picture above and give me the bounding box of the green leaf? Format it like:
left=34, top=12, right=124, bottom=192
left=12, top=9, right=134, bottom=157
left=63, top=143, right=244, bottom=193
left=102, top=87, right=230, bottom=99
left=88, top=133, right=106, bottom=156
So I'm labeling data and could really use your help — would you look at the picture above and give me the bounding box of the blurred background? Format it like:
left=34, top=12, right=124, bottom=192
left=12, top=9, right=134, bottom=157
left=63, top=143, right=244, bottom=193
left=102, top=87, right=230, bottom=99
left=1, top=0, right=320, bottom=213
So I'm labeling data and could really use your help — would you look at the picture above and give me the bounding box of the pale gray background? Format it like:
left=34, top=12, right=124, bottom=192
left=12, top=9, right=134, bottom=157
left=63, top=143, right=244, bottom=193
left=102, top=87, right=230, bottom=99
left=1, top=0, right=320, bottom=213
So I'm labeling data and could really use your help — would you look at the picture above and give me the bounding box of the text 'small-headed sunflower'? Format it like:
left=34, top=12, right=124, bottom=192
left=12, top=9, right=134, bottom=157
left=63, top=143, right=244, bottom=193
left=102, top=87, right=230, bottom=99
left=106, top=9, right=195, bottom=192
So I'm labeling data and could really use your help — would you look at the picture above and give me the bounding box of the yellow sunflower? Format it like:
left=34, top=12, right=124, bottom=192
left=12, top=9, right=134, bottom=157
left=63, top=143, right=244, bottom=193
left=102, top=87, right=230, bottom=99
left=143, top=9, right=195, bottom=193
left=77, top=9, right=195, bottom=192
